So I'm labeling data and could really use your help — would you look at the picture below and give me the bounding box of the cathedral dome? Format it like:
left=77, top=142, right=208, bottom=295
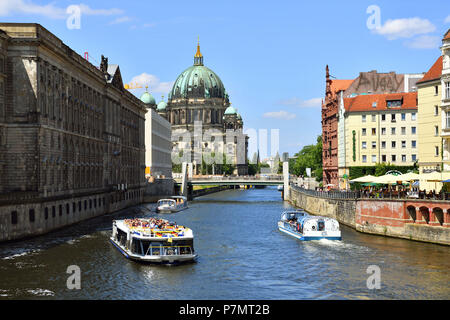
left=168, top=41, right=226, bottom=100
left=224, top=105, right=237, bottom=115
left=140, top=91, right=155, bottom=106
left=157, top=96, right=167, bottom=111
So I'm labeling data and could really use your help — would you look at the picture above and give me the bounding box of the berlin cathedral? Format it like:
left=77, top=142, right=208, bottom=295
left=141, top=41, right=248, bottom=175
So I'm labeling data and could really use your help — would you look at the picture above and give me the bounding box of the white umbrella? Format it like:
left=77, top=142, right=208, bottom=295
left=349, top=175, right=376, bottom=183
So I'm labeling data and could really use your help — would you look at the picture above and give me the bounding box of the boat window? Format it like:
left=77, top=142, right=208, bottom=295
left=318, top=221, right=325, bottom=231
left=176, top=240, right=193, bottom=254
left=164, top=245, right=178, bottom=256
left=150, top=242, right=162, bottom=256
left=117, top=229, right=127, bottom=247
left=131, top=238, right=142, bottom=255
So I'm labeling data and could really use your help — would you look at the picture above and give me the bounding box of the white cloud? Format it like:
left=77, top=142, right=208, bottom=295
left=278, top=97, right=322, bottom=108
left=0, top=1, right=123, bottom=19
left=445, top=15, right=450, bottom=24
left=405, top=35, right=440, bottom=49
left=109, top=16, right=132, bottom=25
left=128, top=73, right=174, bottom=95
left=262, top=111, right=296, bottom=120
left=373, top=17, right=436, bottom=40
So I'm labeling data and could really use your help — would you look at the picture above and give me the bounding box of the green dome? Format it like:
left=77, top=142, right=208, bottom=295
left=237, top=113, right=242, bottom=120
left=169, top=65, right=226, bottom=100
left=140, top=91, right=155, bottom=105
left=157, top=100, right=167, bottom=111
left=224, top=105, right=237, bottom=115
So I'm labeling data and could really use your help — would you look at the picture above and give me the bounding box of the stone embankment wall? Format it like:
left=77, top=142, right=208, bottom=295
left=143, top=179, right=174, bottom=203
left=0, top=188, right=144, bottom=242
left=289, top=186, right=450, bottom=246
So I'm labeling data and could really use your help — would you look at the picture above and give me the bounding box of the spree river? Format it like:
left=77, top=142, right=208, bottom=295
left=0, top=187, right=449, bottom=300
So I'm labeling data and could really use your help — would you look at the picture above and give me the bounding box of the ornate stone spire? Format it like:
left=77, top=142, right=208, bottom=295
left=194, top=37, right=204, bottom=66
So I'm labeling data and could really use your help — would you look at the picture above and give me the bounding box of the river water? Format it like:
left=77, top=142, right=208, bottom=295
left=0, top=187, right=449, bottom=300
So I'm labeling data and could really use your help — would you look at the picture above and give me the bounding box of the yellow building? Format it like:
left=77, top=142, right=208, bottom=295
left=338, top=92, right=418, bottom=188
left=417, top=56, right=443, bottom=191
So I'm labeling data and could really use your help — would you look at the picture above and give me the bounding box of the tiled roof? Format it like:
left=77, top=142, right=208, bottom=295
left=416, top=56, right=442, bottom=84
left=344, top=92, right=417, bottom=112
left=444, top=29, right=450, bottom=40
left=330, top=79, right=354, bottom=95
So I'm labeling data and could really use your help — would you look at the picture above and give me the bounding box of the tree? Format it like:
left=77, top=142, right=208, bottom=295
left=292, top=135, right=322, bottom=181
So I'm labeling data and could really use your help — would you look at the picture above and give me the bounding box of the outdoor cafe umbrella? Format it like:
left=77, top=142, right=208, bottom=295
left=349, top=175, right=376, bottom=183
left=371, top=174, right=399, bottom=184
left=396, top=172, right=420, bottom=181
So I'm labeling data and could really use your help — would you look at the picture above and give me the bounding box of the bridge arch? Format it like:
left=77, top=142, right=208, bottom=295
left=433, top=207, right=444, bottom=226
left=419, top=206, right=430, bottom=224
left=406, top=205, right=416, bottom=223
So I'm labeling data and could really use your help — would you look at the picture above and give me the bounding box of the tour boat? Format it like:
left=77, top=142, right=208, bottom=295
left=278, top=210, right=342, bottom=241
left=110, top=217, right=197, bottom=264
left=156, top=196, right=188, bottom=213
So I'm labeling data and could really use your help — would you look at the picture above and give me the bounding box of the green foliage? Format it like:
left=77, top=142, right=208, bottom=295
left=292, top=135, right=322, bottom=181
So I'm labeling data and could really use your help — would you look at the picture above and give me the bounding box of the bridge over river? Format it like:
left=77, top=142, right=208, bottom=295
left=174, top=162, right=291, bottom=200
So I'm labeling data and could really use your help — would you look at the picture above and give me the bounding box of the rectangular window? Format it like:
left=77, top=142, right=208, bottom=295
left=362, top=128, right=366, bottom=136
left=436, top=146, right=439, bottom=156
left=392, top=141, right=396, bottom=148
left=412, top=140, right=416, bottom=148
left=401, top=127, right=406, bottom=135
left=29, top=209, right=35, bottom=222
left=391, top=127, right=396, bottom=135
left=381, top=141, right=386, bottom=149
left=362, top=141, right=367, bottom=149
left=362, top=155, right=367, bottom=163
left=446, top=82, right=450, bottom=99
left=372, top=155, right=376, bottom=163
left=412, top=154, right=417, bottom=162
left=411, top=113, right=416, bottom=121
left=372, top=141, right=376, bottom=149
left=391, top=155, right=396, bottom=162
left=381, top=127, right=386, bottom=135
left=411, top=126, right=416, bottom=134
left=391, top=114, right=396, bottom=122
left=401, top=113, right=406, bottom=121
left=382, top=155, right=387, bottom=162
left=446, top=111, right=450, bottom=129
left=401, top=141, right=406, bottom=148
left=435, top=85, right=439, bottom=95
left=372, top=114, right=376, bottom=122
left=362, top=115, right=366, bottom=122
left=435, top=105, right=439, bottom=116
left=372, top=128, right=376, bottom=135
left=11, top=211, right=18, bottom=225
left=435, top=126, right=439, bottom=136
left=402, top=155, right=406, bottom=162
left=381, top=114, right=386, bottom=121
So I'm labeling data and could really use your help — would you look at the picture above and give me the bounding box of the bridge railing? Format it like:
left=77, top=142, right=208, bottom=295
left=290, top=185, right=360, bottom=199
left=188, top=175, right=284, bottom=181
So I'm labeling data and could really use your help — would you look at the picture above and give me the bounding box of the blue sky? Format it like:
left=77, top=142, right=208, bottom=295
left=1, top=0, right=449, bottom=158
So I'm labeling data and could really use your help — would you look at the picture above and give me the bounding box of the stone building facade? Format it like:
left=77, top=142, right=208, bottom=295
left=0, top=23, right=147, bottom=242
left=155, top=42, right=248, bottom=175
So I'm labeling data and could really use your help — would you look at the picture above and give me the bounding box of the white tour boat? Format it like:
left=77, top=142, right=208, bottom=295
left=156, top=196, right=188, bottom=213
left=278, top=210, right=342, bottom=241
left=110, top=217, right=197, bottom=264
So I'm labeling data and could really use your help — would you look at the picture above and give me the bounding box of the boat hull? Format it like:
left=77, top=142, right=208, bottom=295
left=278, top=225, right=342, bottom=241
left=110, top=238, right=197, bottom=264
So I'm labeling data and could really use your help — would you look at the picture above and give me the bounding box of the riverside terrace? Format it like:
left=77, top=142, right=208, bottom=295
left=290, top=185, right=450, bottom=231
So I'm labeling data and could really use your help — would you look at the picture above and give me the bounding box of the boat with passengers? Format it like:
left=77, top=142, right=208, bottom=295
left=110, top=217, right=197, bottom=264
left=156, top=196, right=188, bottom=213
left=278, top=210, right=342, bottom=241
